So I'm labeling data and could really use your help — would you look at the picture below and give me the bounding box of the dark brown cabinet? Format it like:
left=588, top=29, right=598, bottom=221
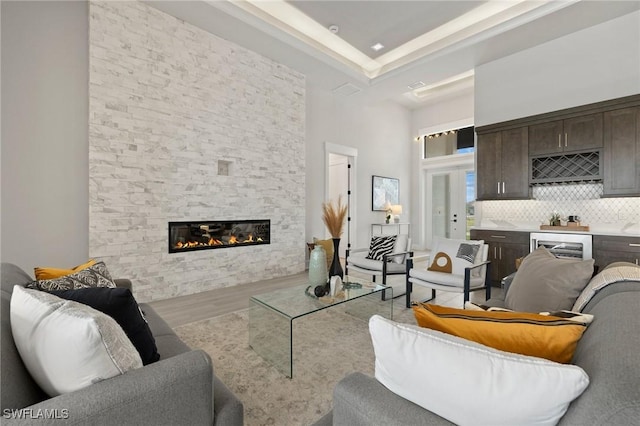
left=476, top=128, right=529, bottom=200
left=603, top=107, right=640, bottom=197
left=470, top=230, right=530, bottom=285
left=593, top=235, right=640, bottom=270
left=529, top=113, right=603, bottom=156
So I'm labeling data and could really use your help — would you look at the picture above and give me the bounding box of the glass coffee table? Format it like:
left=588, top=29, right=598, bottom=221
left=249, top=277, right=393, bottom=378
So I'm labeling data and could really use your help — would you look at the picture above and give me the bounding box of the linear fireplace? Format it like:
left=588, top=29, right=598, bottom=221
left=168, top=220, right=270, bottom=253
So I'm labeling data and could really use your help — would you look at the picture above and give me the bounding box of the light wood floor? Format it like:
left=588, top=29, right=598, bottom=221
left=149, top=261, right=503, bottom=328
left=149, top=271, right=309, bottom=328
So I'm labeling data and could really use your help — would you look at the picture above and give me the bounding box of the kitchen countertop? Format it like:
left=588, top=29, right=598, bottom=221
left=472, top=221, right=640, bottom=237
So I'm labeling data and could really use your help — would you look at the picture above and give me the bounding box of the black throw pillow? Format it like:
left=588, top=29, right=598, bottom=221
left=50, top=287, right=160, bottom=365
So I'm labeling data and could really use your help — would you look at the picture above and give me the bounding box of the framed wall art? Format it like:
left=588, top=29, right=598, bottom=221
left=372, top=175, right=399, bottom=211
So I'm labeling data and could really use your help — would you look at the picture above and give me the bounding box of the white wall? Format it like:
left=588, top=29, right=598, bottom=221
left=306, top=86, right=413, bottom=250
left=1, top=1, right=89, bottom=274
left=475, top=10, right=640, bottom=126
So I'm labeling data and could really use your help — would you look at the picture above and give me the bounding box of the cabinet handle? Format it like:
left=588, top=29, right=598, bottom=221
left=499, top=247, right=502, bottom=259
left=494, top=247, right=497, bottom=258
left=490, top=235, right=507, bottom=239
left=629, top=243, right=640, bottom=247
left=497, top=182, right=501, bottom=194
left=558, top=134, right=562, bottom=148
left=502, top=182, right=505, bottom=193
left=565, top=133, right=568, bottom=147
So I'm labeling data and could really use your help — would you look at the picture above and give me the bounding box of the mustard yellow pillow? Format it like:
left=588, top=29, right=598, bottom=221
left=34, top=259, right=97, bottom=280
left=412, top=303, right=587, bottom=364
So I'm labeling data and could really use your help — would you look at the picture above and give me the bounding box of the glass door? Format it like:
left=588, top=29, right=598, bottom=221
left=426, top=167, right=475, bottom=244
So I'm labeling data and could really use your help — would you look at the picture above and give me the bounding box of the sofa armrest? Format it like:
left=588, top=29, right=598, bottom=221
left=332, top=372, right=454, bottom=426
left=113, top=278, right=132, bottom=291
left=7, top=350, right=215, bottom=426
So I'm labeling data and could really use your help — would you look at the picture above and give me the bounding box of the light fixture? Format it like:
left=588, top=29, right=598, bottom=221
left=371, top=42, right=384, bottom=52
left=422, top=129, right=458, bottom=139
left=391, top=205, right=403, bottom=223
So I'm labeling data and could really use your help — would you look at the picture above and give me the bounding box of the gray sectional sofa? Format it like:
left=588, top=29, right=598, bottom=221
left=1, top=262, right=243, bottom=426
left=321, top=263, right=640, bottom=425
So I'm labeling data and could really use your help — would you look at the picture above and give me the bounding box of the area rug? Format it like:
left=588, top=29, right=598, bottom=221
left=174, top=302, right=417, bottom=425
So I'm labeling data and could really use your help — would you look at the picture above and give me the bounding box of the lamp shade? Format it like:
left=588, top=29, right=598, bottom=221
left=391, top=205, right=403, bottom=215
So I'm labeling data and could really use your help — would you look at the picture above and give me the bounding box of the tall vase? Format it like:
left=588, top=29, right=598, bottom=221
left=329, top=238, right=344, bottom=279
left=308, top=246, right=328, bottom=286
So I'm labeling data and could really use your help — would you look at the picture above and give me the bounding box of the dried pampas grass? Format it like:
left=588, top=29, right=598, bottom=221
left=322, top=196, right=347, bottom=238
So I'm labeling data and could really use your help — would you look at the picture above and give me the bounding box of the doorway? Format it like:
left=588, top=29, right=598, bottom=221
left=325, top=143, right=358, bottom=259
left=423, top=157, right=475, bottom=247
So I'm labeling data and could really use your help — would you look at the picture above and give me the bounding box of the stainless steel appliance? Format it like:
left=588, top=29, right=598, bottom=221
left=530, top=232, right=593, bottom=260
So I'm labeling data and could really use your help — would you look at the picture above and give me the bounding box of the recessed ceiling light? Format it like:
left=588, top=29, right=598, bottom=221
left=371, top=43, right=384, bottom=52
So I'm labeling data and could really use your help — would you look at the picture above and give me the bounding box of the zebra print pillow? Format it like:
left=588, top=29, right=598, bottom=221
left=366, top=235, right=397, bottom=261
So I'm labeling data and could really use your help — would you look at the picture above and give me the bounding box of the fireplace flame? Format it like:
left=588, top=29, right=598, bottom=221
left=171, top=225, right=268, bottom=251
left=208, top=238, right=223, bottom=246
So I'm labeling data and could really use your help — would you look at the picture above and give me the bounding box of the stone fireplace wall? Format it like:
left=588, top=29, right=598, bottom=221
left=88, top=1, right=305, bottom=302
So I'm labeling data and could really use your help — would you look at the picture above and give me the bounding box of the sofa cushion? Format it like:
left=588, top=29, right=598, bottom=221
left=369, top=315, right=589, bottom=426
left=1, top=264, right=49, bottom=410
left=10, top=286, right=142, bottom=396
left=412, top=303, right=587, bottom=363
left=506, top=247, right=594, bottom=312
left=28, top=261, right=116, bottom=291
left=560, top=289, right=640, bottom=425
left=366, top=235, right=397, bottom=261
left=49, top=287, right=160, bottom=365
left=34, top=259, right=97, bottom=280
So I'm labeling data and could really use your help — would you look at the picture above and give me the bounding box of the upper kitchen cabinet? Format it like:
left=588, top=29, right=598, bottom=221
left=603, top=106, right=640, bottom=197
left=476, top=94, right=640, bottom=192
left=477, top=127, right=529, bottom=200
left=529, top=113, right=603, bottom=156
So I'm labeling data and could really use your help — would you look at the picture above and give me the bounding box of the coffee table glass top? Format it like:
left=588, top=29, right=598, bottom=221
left=250, top=276, right=387, bottom=319
left=249, top=276, right=393, bottom=377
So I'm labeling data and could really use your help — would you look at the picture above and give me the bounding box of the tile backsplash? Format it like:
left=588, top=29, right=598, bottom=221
left=479, top=183, right=640, bottom=227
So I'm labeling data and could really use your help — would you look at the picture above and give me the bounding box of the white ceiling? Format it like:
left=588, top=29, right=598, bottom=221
left=147, top=1, right=640, bottom=109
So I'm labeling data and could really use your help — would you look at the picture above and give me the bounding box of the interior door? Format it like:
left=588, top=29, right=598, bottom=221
left=427, top=167, right=475, bottom=245
left=328, top=153, right=350, bottom=258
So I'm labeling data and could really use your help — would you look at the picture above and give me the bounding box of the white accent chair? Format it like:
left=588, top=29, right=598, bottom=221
left=405, top=238, right=491, bottom=308
left=346, top=235, right=412, bottom=297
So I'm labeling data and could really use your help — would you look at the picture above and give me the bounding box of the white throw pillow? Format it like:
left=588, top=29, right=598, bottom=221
left=10, top=286, right=143, bottom=396
left=369, top=315, right=589, bottom=426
